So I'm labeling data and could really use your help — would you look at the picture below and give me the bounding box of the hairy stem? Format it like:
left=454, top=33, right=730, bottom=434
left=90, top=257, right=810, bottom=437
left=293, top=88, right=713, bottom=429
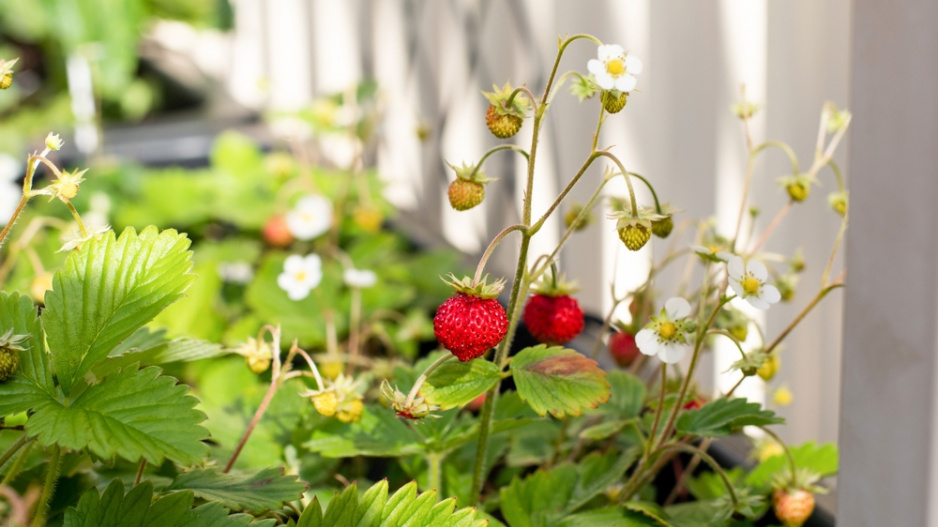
left=30, top=446, right=61, bottom=527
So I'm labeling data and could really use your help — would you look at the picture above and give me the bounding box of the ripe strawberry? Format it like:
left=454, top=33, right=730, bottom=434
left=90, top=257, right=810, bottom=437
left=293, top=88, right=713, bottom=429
left=448, top=179, right=484, bottom=211
left=262, top=215, right=294, bottom=248
left=601, top=90, right=628, bottom=114
left=608, top=331, right=640, bottom=367
left=434, top=275, right=508, bottom=362
left=773, top=488, right=815, bottom=527
left=466, top=393, right=486, bottom=412
left=523, top=294, right=584, bottom=345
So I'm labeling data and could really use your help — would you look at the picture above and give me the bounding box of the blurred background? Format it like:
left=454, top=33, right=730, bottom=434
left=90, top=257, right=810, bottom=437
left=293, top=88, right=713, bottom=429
left=0, top=0, right=849, bottom=455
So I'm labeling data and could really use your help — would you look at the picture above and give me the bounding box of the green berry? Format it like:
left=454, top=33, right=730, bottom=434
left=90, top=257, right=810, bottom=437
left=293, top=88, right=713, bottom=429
left=618, top=223, right=651, bottom=251
left=651, top=215, right=674, bottom=238
left=0, top=347, right=18, bottom=381
left=485, top=105, right=522, bottom=138
left=602, top=91, right=628, bottom=114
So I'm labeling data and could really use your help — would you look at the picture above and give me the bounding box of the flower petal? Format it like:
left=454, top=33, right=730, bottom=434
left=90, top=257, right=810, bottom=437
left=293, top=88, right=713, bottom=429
left=747, top=260, right=769, bottom=281
left=624, top=55, right=643, bottom=74
left=728, top=256, right=745, bottom=280
left=728, top=278, right=745, bottom=298
left=614, top=74, right=637, bottom=93
left=598, top=44, right=624, bottom=61
left=285, top=285, right=311, bottom=301
left=587, top=59, right=604, bottom=76
left=635, top=329, right=659, bottom=356
left=283, top=254, right=305, bottom=274
left=664, top=297, right=691, bottom=319
left=760, top=284, right=782, bottom=305
left=593, top=72, right=615, bottom=90
left=658, top=342, right=687, bottom=364
left=747, top=296, right=770, bottom=310
left=303, top=253, right=323, bottom=271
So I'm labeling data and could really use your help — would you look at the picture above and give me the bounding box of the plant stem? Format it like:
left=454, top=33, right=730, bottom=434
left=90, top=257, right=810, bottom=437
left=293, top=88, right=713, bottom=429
left=30, top=445, right=61, bottom=527
left=764, top=283, right=842, bottom=355
left=648, top=365, right=668, bottom=447
left=465, top=145, right=530, bottom=181
left=0, top=195, right=28, bottom=250
left=749, top=201, right=792, bottom=255
left=404, top=353, right=454, bottom=407
left=1, top=439, right=34, bottom=487
left=347, top=288, right=362, bottom=375
left=134, top=458, right=147, bottom=486
left=427, top=452, right=443, bottom=492
left=760, top=426, right=798, bottom=486
left=0, top=434, right=29, bottom=472
left=664, top=437, right=714, bottom=506
left=594, top=151, right=637, bottom=217
left=657, top=443, right=738, bottom=508
left=224, top=376, right=281, bottom=473
left=472, top=225, right=525, bottom=286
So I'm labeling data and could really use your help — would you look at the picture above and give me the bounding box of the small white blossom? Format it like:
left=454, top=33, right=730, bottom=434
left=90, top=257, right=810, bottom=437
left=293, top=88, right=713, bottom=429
left=277, top=254, right=323, bottom=301
left=635, top=297, right=694, bottom=364
left=727, top=256, right=781, bottom=310
left=286, top=195, right=333, bottom=240
left=0, top=154, right=20, bottom=182
left=269, top=116, right=313, bottom=141
left=218, top=262, right=254, bottom=284
left=343, top=268, right=377, bottom=289
left=587, top=44, right=642, bottom=93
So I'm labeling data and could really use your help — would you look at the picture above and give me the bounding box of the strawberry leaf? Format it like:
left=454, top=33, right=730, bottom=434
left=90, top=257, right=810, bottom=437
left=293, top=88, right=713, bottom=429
left=745, top=441, right=838, bottom=489
left=0, top=292, right=56, bottom=415
left=43, top=226, right=196, bottom=395
left=27, top=365, right=209, bottom=465
left=675, top=398, right=784, bottom=438
left=64, top=479, right=276, bottom=527
left=166, top=467, right=307, bottom=512
left=298, top=480, right=487, bottom=527
left=419, top=356, right=501, bottom=410
left=509, top=345, right=610, bottom=418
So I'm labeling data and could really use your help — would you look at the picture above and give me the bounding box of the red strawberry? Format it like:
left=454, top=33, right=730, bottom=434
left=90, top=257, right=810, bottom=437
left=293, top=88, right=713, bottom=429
left=682, top=397, right=704, bottom=411
left=608, top=331, right=640, bottom=367
left=262, top=215, right=294, bottom=248
left=773, top=488, right=815, bottom=527
left=523, top=294, right=584, bottom=346
left=467, top=393, right=486, bottom=412
left=434, top=275, right=508, bottom=362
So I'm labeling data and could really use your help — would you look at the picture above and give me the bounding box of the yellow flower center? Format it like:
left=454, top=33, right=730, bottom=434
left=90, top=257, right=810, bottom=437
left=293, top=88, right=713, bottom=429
left=606, top=58, right=625, bottom=77
left=709, top=245, right=720, bottom=253
left=294, top=270, right=307, bottom=282
left=742, top=276, right=761, bottom=296
left=658, top=322, right=676, bottom=340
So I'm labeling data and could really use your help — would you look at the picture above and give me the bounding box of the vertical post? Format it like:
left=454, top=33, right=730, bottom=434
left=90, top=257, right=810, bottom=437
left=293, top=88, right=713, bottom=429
left=839, top=1, right=938, bottom=525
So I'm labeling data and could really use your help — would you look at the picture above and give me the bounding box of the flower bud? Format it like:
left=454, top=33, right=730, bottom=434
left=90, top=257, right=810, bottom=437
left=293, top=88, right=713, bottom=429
left=45, top=133, right=64, bottom=152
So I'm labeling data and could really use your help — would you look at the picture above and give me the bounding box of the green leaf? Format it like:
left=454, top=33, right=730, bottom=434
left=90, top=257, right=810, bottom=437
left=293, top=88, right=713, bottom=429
left=0, top=292, right=56, bottom=415
left=419, top=358, right=501, bottom=410
left=579, top=419, right=630, bottom=441
left=675, top=398, right=784, bottom=438
left=95, top=337, right=225, bottom=379
left=745, top=441, right=838, bottom=489
left=43, top=226, right=196, bottom=395
left=600, top=371, right=647, bottom=419
left=305, top=407, right=425, bottom=458
left=302, top=480, right=486, bottom=527
left=509, top=345, right=610, bottom=418
left=28, top=365, right=209, bottom=464
left=177, top=502, right=277, bottom=527
left=167, top=467, right=307, bottom=512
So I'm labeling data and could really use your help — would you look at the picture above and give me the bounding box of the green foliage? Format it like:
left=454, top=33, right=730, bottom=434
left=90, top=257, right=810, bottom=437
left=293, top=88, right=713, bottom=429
left=297, top=480, right=487, bottom=527
left=419, top=356, right=501, bottom=410
left=43, top=226, right=196, bottom=395
left=675, top=399, right=784, bottom=438
left=166, top=467, right=307, bottom=512
left=499, top=450, right=639, bottom=526
left=0, top=292, right=56, bottom=415
left=28, top=365, right=209, bottom=464
left=745, top=441, right=838, bottom=489
left=510, top=345, right=610, bottom=418
left=64, top=480, right=276, bottom=527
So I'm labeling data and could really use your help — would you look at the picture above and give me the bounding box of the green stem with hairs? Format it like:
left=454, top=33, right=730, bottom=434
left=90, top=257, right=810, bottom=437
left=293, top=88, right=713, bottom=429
left=30, top=445, right=61, bottom=527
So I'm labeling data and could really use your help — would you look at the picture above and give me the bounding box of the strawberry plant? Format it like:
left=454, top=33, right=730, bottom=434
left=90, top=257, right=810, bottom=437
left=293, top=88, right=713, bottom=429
left=0, top=28, right=847, bottom=527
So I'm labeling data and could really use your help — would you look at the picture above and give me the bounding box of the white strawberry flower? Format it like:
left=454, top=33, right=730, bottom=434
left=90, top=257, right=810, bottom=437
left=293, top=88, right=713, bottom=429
left=727, top=256, right=781, bottom=310
left=588, top=44, right=642, bottom=93
left=286, top=195, right=333, bottom=240
left=343, top=268, right=377, bottom=289
left=691, top=244, right=734, bottom=263
left=0, top=182, right=19, bottom=225
left=635, top=297, right=694, bottom=364
left=277, top=254, right=323, bottom=301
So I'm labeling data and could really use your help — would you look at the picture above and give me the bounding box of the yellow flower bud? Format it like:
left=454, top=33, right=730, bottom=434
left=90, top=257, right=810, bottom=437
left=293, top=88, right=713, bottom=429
left=312, top=391, right=338, bottom=417
left=336, top=398, right=363, bottom=423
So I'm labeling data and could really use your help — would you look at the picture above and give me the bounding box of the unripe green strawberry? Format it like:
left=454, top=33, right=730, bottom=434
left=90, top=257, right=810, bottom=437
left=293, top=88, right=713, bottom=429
left=564, top=204, right=593, bottom=231
left=828, top=191, right=847, bottom=216
left=618, top=223, right=651, bottom=251
left=485, top=104, right=522, bottom=138
left=0, top=58, right=17, bottom=90
left=448, top=179, right=485, bottom=211
left=601, top=90, right=628, bottom=114
left=651, top=215, right=673, bottom=238
left=773, top=488, right=815, bottom=527
left=0, top=330, right=26, bottom=382
left=778, top=174, right=813, bottom=203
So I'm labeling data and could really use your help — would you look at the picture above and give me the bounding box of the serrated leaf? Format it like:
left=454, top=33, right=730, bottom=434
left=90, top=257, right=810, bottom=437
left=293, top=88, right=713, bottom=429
left=600, top=371, right=647, bottom=419
left=95, top=337, right=225, bottom=379
left=167, top=467, right=307, bottom=512
left=177, top=502, right=277, bottom=527
left=306, top=407, right=425, bottom=458
left=675, top=398, right=784, bottom=438
left=579, top=419, right=630, bottom=440
left=322, top=484, right=359, bottom=527
left=354, top=479, right=387, bottom=527
left=509, top=345, right=610, bottom=418
left=623, top=502, right=673, bottom=526
left=745, top=441, right=838, bottom=489
left=419, top=358, right=501, bottom=410
left=297, top=497, right=323, bottom=527
left=28, top=365, right=208, bottom=464
left=43, top=226, right=196, bottom=395
left=0, top=292, right=56, bottom=415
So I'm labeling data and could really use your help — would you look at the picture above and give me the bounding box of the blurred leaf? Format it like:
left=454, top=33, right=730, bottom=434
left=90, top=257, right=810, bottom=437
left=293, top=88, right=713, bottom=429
left=167, top=467, right=307, bottom=512
left=510, top=345, right=610, bottom=418
left=596, top=371, right=646, bottom=420
left=305, top=407, right=425, bottom=458
left=675, top=399, right=783, bottom=438
left=745, top=441, right=838, bottom=489
left=579, top=419, right=631, bottom=441
left=685, top=468, right=747, bottom=501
